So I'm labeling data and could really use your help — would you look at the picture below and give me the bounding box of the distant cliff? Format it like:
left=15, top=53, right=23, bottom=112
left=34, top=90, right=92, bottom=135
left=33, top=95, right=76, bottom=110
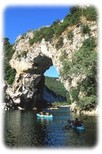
left=4, top=6, right=97, bottom=110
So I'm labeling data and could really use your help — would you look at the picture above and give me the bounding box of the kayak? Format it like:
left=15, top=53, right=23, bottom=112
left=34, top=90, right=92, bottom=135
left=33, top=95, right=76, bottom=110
left=36, top=113, right=53, bottom=118
left=74, top=125, right=85, bottom=131
left=65, top=125, right=85, bottom=131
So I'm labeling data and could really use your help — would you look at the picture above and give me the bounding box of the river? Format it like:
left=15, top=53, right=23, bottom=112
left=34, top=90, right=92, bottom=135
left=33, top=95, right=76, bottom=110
left=4, top=107, right=97, bottom=148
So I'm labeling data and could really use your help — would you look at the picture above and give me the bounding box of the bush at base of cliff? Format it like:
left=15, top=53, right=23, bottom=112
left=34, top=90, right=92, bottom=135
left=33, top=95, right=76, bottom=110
left=78, top=95, right=97, bottom=110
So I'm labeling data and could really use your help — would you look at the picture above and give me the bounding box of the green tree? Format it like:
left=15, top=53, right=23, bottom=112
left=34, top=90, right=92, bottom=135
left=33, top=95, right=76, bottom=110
left=3, top=38, right=16, bottom=85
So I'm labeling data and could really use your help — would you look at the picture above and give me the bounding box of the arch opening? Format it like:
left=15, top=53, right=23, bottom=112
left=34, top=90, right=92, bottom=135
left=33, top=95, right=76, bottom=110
left=42, top=65, right=67, bottom=107
left=44, top=66, right=59, bottom=78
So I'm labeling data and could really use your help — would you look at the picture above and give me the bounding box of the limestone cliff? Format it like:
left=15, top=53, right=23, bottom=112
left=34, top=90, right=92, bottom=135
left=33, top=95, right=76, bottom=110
left=5, top=7, right=97, bottom=110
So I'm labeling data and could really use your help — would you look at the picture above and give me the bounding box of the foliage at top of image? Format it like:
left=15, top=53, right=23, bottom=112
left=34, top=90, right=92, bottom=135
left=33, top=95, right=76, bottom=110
left=29, top=6, right=97, bottom=45
left=82, top=6, right=97, bottom=21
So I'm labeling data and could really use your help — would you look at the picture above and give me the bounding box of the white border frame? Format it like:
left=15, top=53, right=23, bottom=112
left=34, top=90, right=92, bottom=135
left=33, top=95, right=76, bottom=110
left=0, top=0, right=101, bottom=153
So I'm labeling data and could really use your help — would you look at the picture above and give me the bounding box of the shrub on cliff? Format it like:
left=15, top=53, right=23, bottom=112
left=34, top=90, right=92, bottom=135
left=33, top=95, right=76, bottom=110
left=55, top=37, right=64, bottom=50
left=83, top=6, right=97, bottom=21
left=63, top=6, right=81, bottom=27
left=67, top=30, right=74, bottom=41
left=29, top=26, right=54, bottom=45
left=81, top=25, right=90, bottom=35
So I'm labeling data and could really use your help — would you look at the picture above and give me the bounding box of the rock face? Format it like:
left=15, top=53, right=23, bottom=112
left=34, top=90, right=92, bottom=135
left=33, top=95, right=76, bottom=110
left=5, top=16, right=97, bottom=110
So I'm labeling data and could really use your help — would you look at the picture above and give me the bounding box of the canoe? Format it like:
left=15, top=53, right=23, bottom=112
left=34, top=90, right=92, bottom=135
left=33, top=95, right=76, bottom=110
left=36, top=113, right=53, bottom=118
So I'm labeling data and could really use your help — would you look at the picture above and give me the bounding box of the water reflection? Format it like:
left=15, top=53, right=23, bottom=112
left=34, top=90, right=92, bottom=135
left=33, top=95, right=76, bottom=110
left=37, top=116, right=53, bottom=125
left=4, top=108, right=97, bottom=147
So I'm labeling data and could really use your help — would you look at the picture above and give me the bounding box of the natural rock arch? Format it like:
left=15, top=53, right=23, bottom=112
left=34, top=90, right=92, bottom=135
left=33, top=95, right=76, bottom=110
left=5, top=17, right=97, bottom=110
left=6, top=36, right=65, bottom=110
left=6, top=53, right=54, bottom=109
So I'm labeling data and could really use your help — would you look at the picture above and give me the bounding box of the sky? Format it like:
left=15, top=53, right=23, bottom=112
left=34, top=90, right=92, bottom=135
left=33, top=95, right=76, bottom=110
left=44, top=66, right=59, bottom=77
left=4, top=6, right=70, bottom=77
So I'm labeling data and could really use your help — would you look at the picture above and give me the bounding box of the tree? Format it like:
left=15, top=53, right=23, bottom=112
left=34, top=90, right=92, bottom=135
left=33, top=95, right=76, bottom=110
left=3, top=38, right=16, bottom=85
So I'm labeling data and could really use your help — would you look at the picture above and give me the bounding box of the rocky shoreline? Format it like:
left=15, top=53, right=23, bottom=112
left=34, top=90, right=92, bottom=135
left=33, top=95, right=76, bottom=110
left=2, top=99, right=98, bottom=116
left=69, top=102, right=98, bottom=116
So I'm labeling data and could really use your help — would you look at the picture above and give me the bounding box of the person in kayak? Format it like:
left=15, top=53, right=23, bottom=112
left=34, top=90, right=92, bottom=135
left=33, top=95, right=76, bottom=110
left=45, top=112, right=49, bottom=115
left=74, top=118, right=83, bottom=127
left=39, top=112, right=50, bottom=116
left=40, top=112, right=44, bottom=115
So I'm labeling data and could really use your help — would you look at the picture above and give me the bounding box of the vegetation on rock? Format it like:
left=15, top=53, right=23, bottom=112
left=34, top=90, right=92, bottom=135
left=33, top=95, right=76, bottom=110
left=55, top=37, right=64, bottom=50
left=67, top=30, right=74, bottom=41
left=29, top=6, right=97, bottom=45
left=44, top=76, right=67, bottom=99
left=60, top=36, right=97, bottom=110
left=81, top=25, right=90, bottom=35
left=3, top=38, right=16, bottom=85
